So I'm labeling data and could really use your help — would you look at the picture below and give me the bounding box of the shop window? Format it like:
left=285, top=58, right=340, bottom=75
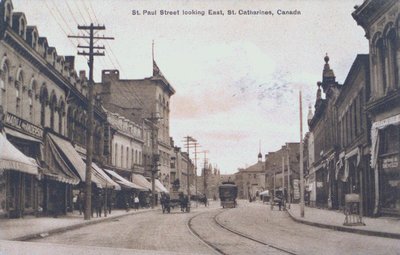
left=24, top=175, right=33, bottom=209
left=380, top=125, right=400, bottom=155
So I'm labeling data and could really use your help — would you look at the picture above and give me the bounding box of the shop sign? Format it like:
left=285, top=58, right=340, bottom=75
left=293, top=179, right=300, bottom=199
left=382, top=156, right=399, bottom=169
left=5, top=112, right=43, bottom=139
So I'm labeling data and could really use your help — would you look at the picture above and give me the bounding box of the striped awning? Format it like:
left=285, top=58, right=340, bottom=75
left=0, top=132, right=38, bottom=175
left=105, top=169, right=147, bottom=191
left=155, top=179, right=169, bottom=193
left=132, top=174, right=152, bottom=191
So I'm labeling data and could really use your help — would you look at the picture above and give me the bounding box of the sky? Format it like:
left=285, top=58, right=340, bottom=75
left=12, top=0, right=368, bottom=174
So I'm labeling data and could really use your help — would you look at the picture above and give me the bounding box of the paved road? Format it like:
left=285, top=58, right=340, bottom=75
left=33, top=208, right=212, bottom=254
left=218, top=201, right=400, bottom=255
left=190, top=209, right=286, bottom=255
left=30, top=201, right=400, bottom=255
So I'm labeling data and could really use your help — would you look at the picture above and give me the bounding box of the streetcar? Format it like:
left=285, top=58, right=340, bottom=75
left=218, top=181, right=238, bottom=208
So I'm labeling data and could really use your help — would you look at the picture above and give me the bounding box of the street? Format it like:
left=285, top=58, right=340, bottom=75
left=26, top=201, right=400, bottom=255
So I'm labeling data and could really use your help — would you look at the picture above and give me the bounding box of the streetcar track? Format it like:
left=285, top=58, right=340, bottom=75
left=187, top=211, right=223, bottom=255
left=187, top=209, right=298, bottom=255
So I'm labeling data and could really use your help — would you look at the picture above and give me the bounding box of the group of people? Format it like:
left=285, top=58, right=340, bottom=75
left=73, top=189, right=115, bottom=217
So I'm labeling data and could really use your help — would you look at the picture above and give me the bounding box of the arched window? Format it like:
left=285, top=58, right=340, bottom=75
left=387, top=29, right=399, bottom=88
left=376, top=38, right=387, bottom=94
left=126, top=147, right=129, bottom=169
left=0, top=59, right=8, bottom=108
left=5, top=3, right=12, bottom=25
left=20, top=18, right=25, bottom=38
left=114, top=143, right=118, bottom=166
left=131, top=148, right=134, bottom=168
left=28, top=79, right=37, bottom=121
left=39, top=84, right=49, bottom=127
left=120, top=145, right=124, bottom=168
left=15, top=70, right=23, bottom=116
left=49, top=91, right=57, bottom=130
left=58, top=98, right=65, bottom=134
left=67, top=106, right=75, bottom=140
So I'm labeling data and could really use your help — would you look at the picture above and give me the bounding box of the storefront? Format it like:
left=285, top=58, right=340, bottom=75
left=0, top=132, right=39, bottom=218
left=0, top=113, right=42, bottom=218
left=370, top=115, right=400, bottom=216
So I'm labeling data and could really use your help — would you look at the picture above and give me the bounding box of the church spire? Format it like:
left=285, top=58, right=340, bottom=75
left=258, top=140, right=262, bottom=162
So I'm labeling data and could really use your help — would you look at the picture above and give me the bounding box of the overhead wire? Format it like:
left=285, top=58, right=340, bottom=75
left=87, top=0, right=126, bottom=76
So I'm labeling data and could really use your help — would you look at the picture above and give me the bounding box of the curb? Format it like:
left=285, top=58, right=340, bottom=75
left=12, top=208, right=156, bottom=242
left=285, top=209, right=400, bottom=240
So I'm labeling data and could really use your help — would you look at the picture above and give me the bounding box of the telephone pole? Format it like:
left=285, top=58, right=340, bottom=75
left=299, top=90, right=305, bottom=218
left=145, top=114, right=162, bottom=209
left=68, top=24, right=114, bottom=220
left=183, top=136, right=197, bottom=209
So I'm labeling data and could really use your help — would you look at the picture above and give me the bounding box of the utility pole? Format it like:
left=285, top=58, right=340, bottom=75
left=183, top=136, right=197, bottom=210
left=282, top=155, right=285, bottom=209
left=200, top=150, right=209, bottom=197
left=146, top=114, right=162, bottom=209
left=68, top=24, right=114, bottom=220
left=286, top=143, right=291, bottom=209
left=299, top=90, right=305, bottom=218
left=192, top=142, right=201, bottom=207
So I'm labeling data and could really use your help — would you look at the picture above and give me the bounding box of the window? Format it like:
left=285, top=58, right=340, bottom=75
left=131, top=149, right=134, bottom=168
left=377, top=39, right=387, bottom=94
left=114, top=143, right=118, bottom=166
left=387, top=30, right=399, bottom=89
left=40, top=85, right=48, bottom=127
left=380, top=125, right=400, bottom=155
left=0, top=61, right=8, bottom=107
left=5, top=4, right=12, bottom=25
left=126, top=147, right=129, bottom=169
left=121, top=145, right=124, bottom=168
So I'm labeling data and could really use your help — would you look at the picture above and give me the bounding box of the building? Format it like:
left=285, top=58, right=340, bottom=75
left=335, top=54, right=372, bottom=215
left=96, top=64, right=175, bottom=192
left=0, top=0, right=114, bottom=218
left=308, top=55, right=342, bottom=209
left=170, top=146, right=195, bottom=195
left=265, top=143, right=300, bottom=202
left=353, top=0, right=400, bottom=216
left=236, top=152, right=265, bottom=200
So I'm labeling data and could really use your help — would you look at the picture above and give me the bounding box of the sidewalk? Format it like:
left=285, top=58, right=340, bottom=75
left=0, top=208, right=154, bottom=241
left=286, top=203, right=400, bottom=239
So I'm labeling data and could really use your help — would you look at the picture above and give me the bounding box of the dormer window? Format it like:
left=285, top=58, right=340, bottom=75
left=20, top=18, right=25, bottom=38
left=32, top=32, right=37, bottom=49
left=5, top=3, right=12, bottom=25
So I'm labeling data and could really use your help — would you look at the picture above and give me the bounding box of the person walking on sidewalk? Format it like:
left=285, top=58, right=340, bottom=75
left=134, top=195, right=139, bottom=210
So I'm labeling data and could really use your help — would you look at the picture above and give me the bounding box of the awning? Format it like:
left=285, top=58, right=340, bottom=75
left=91, top=163, right=121, bottom=190
left=4, top=127, right=42, bottom=143
left=155, top=179, right=169, bottom=193
left=48, top=133, right=104, bottom=188
left=132, top=174, right=152, bottom=191
left=105, top=169, right=147, bottom=191
left=44, top=135, right=80, bottom=185
left=0, top=132, right=38, bottom=175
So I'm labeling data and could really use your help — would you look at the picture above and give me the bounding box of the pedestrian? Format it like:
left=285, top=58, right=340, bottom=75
left=95, top=191, right=103, bottom=217
left=77, top=190, right=84, bottom=215
left=134, top=195, right=139, bottom=210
